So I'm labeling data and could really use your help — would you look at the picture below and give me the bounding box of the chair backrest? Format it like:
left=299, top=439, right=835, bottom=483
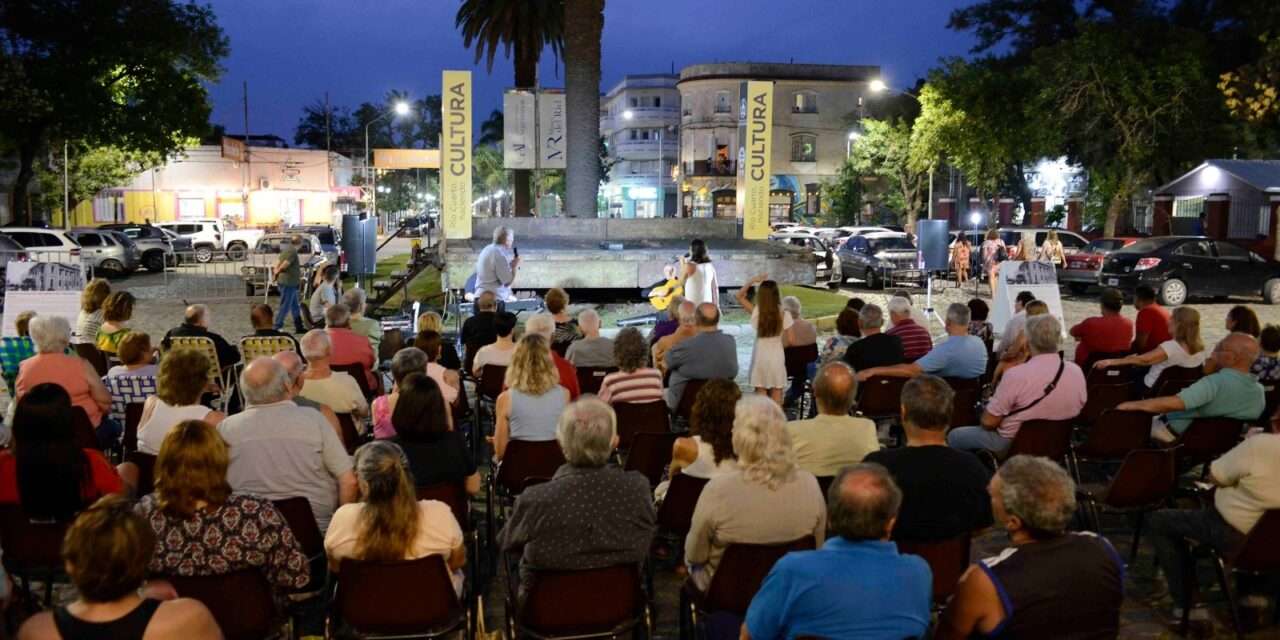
left=125, top=451, right=157, bottom=497
left=169, top=569, right=277, bottom=640
left=331, top=363, right=377, bottom=403
left=415, top=482, right=469, bottom=531
left=69, top=406, right=97, bottom=450
left=239, top=336, right=296, bottom=362
left=336, top=555, right=463, bottom=636
left=0, top=505, right=70, bottom=573
left=704, top=536, right=817, bottom=615
left=1076, top=409, right=1154, bottom=461
left=1081, top=382, right=1133, bottom=425
left=624, top=432, right=678, bottom=487
left=478, top=364, right=507, bottom=401
left=165, top=336, right=222, bottom=385
left=897, top=534, right=972, bottom=604
left=944, top=377, right=982, bottom=428
left=1152, top=365, right=1203, bottom=398
left=1006, top=419, right=1075, bottom=462
left=271, top=497, right=324, bottom=558
left=856, top=376, right=906, bottom=418
left=336, top=413, right=360, bottom=455
left=1103, top=448, right=1177, bottom=509
left=103, top=375, right=158, bottom=427
left=519, top=564, right=644, bottom=637
left=1233, top=510, right=1280, bottom=573
left=1082, top=350, right=1131, bottom=373
left=495, top=440, right=566, bottom=495
left=783, top=344, right=820, bottom=379
left=74, top=342, right=109, bottom=377
left=0, top=336, right=33, bottom=375
left=1086, top=363, right=1133, bottom=386
left=123, top=402, right=145, bottom=453
left=576, top=366, right=617, bottom=396
left=656, top=473, right=710, bottom=534
left=675, top=378, right=707, bottom=421
left=613, top=400, right=670, bottom=449
left=1176, top=417, right=1244, bottom=469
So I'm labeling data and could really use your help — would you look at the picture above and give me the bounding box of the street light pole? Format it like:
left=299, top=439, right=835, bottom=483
left=364, top=101, right=412, bottom=230
left=868, top=78, right=935, bottom=220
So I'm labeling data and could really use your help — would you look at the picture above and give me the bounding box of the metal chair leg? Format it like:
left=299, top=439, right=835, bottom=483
left=1130, top=511, right=1145, bottom=565
left=1214, top=556, right=1244, bottom=638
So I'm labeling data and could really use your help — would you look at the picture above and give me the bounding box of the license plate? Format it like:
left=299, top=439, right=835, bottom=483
left=1106, top=278, right=1119, bottom=286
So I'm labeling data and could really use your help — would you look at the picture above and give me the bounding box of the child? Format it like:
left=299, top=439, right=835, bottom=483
left=1252, top=324, right=1280, bottom=384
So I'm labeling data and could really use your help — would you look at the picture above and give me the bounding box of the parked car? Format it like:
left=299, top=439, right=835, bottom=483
left=68, top=229, right=140, bottom=276
left=768, top=232, right=840, bottom=288
left=1099, top=236, right=1280, bottom=306
left=836, top=231, right=923, bottom=289
left=155, top=220, right=265, bottom=263
left=284, top=225, right=343, bottom=272
left=1059, top=237, right=1141, bottom=294
left=0, top=228, right=83, bottom=264
left=241, top=233, right=324, bottom=296
left=100, top=223, right=186, bottom=272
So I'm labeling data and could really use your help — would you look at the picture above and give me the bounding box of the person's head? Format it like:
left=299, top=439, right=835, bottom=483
left=1172, top=307, right=1204, bottom=355
left=14, top=310, right=36, bottom=338
left=413, top=330, right=443, bottom=363
left=1046, top=230, right=1059, bottom=243
left=827, top=463, right=903, bottom=542
left=493, top=311, right=517, bottom=340
left=1134, top=285, right=1157, bottom=308
left=887, top=295, right=912, bottom=323
left=506, top=333, right=559, bottom=395
left=525, top=313, right=555, bottom=339
left=476, top=290, right=498, bottom=313
left=891, top=290, right=912, bottom=305
left=691, top=379, right=740, bottom=463
left=781, top=296, right=802, bottom=321
left=578, top=308, right=601, bottom=336
left=754, top=280, right=783, bottom=338
left=289, top=234, right=303, bottom=247
left=695, top=303, right=720, bottom=329
left=666, top=296, right=686, bottom=322
left=273, top=351, right=306, bottom=394
left=944, top=302, right=970, bottom=333
left=835, top=308, right=860, bottom=338
left=967, top=298, right=989, bottom=323
left=1227, top=305, right=1261, bottom=338
left=991, top=455, right=1076, bottom=540
left=1014, top=290, right=1035, bottom=312
left=392, top=372, right=451, bottom=440
left=689, top=238, right=709, bottom=263
left=80, top=278, right=111, bottom=314
left=28, top=314, right=71, bottom=354
left=859, top=304, right=885, bottom=335
left=1214, top=332, right=1262, bottom=374
left=1024, top=314, right=1062, bottom=356
left=611, top=327, right=648, bottom=373
left=62, top=495, right=155, bottom=604
left=13, top=383, right=83, bottom=521
left=1261, top=324, right=1280, bottom=356
left=326, top=303, right=352, bottom=329
left=1024, top=300, right=1049, bottom=317
left=301, top=328, right=333, bottom=364
left=492, top=225, right=514, bottom=247
left=418, top=311, right=444, bottom=334
left=102, top=291, right=135, bottom=323
left=733, top=394, right=796, bottom=490
left=321, top=264, right=339, bottom=282
left=157, top=348, right=210, bottom=406
left=900, top=374, right=954, bottom=432
left=985, top=228, right=998, bottom=241
left=1099, top=288, right=1123, bottom=314
left=676, top=301, right=697, bottom=327
left=813, top=362, right=857, bottom=416
left=352, top=440, right=419, bottom=562
left=239, top=356, right=292, bottom=405
left=184, top=304, right=210, bottom=328
left=342, top=288, right=367, bottom=315
left=544, top=287, right=569, bottom=315
left=845, top=297, right=865, bottom=312
left=556, top=397, right=618, bottom=468
left=390, top=347, right=429, bottom=388
left=154, top=420, right=232, bottom=519
left=250, top=303, right=275, bottom=330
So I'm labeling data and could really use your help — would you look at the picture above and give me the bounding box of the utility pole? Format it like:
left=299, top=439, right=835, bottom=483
left=63, top=141, right=69, bottom=230
left=243, top=81, right=251, bottom=221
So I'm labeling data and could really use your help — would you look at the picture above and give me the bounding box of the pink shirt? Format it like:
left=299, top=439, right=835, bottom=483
left=327, top=328, right=376, bottom=388
left=16, top=353, right=103, bottom=426
left=985, top=353, right=1087, bottom=439
left=426, top=362, right=459, bottom=406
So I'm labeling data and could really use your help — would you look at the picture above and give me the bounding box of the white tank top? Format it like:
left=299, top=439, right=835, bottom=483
left=137, top=399, right=212, bottom=455
left=685, top=262, right=717, bottom=306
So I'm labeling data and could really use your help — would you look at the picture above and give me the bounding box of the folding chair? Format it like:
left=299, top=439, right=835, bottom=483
left=815, top=475, right=835, bottom=497
left=1085, top=362, right=1134, bottom=387
left=271, top=497, right=327, bottom=595
left=336, top=413, right=363, bottom=456
left=1079, top=382, right=1133, bottom=426
left=784, top=344, right=820, bottom=418
left=0, top=336, right=34, bottom=392
left=680, top=537, right=816, bottom=637
left=0, top=505, right=71, bottom=606
left=624, top=432, right=677, bottom=487
left=123, top=402, right=145, bottom=454
left=487, top=440, right=565, bottom=553
left=333, top=555, right=470, bottom=639
left=417, top=482, right=479, bottom=594
left=1182, top=509, right=1280, bottom=636
left=898, top=534, right=972, bottom=607
left=102, top=374, right=157, bottom=432
left=1076, top=448, right=1176, bottom=563
left=165, top=336, right=231, bottom=409
left=70, top=407, right=98, bottom=450
left=656, top=474, right=710, bottom=538
left=613, top=400, right=670, bottom=450
left=855, top=376, right=907, bottom=421
left=943, top=377, right=982, bottom=428
left=576, top=366, right=617, bottom=396
left=1082, top=350, right=1131, bottom=373
left=510, top=564, right=649, bottom=640
left=168, top=569, right=281, bottom=640
left=673, top=379, right=707, bottom=427
left=239, top=335, right=297, bottom=362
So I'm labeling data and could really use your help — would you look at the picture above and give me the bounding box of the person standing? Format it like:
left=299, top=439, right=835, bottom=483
left=273, top=235, right=306, bottom=333
left=737, top=276, right=792, bottom=405
left=952, top=236, right=971, bottom=285
left=1037, top=230, right=1066, bottom=267
left=981, top=229, right=1007, bottom=298
left=681, top=238, right=720, bottom=307
left=475, top=225, right=519, bottom=301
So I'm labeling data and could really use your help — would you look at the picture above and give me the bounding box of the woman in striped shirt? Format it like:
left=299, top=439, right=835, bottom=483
left=598, top=327, right=664, bottom=404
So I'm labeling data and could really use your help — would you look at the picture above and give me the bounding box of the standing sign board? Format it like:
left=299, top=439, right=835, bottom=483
left=503, top=91, right=536, bottom=170
left=3, top=261, right=85, bottom=337
left=741, top=81, right=774, bottom=240
left=441, top=70, right=472, bottom=240
left=537, top=91, right=566, bottom=170
left=990, top=260, right=1068, bottom=340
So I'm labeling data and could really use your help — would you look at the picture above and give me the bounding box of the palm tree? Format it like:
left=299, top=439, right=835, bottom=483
left=456, top=0, right=563, bottom=217
left=563, top=0, right=604, bottom=218
left=473, top=145, right=507, bottom=216
left=478, top=110, right=504, bottom=147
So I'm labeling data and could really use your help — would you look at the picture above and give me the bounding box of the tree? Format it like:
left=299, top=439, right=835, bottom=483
left=456, top=0, right=564, bottom=217
left=0, top=0, right=228, bottom=224
left=847, top=118, right=929, bottom=228
left=293, top=100, right=359, bottom=156
left=478, top=109, right=504, bottom=147
left=563, top=0, right=604, bottom=218
left=820, top=160, right=864, bottom=226
left=35, top=145, right=162, bottom=221
left=910, top=80, right=1022, bottom=208
left=473, top=145, right=507, bottom=216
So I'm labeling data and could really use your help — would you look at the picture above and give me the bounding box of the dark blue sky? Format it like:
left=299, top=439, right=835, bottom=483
left=204, top=0, right=979, bottom=142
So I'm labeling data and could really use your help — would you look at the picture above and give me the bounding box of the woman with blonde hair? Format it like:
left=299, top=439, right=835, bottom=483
left=1038, top=230, right=1067, bottom=267
left=76, top=278, right=111, bottom=343
left=736, top=275, right=792, bottom=404
left=1094, top=306, right=1207, bottom=390
left=415, top=311, right=462, bottom=370
left=491, top=334, right=568, bottom=460
left=324, top=440, right=465, bottom=594
left=96, top=291, right=136, bottom=355
left=134, top=349, right=223, bottom=455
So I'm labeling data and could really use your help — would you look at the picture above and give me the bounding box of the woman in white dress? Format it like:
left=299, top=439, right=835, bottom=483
left=1092, top=306, right=1207, bottom=391
left=736, top=275, right=792, bottom=405
left=681, top=238, right=719, bottom=307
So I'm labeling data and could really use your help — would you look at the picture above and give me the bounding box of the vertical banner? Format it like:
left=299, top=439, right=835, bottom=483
left=441, top=70, right=472, bottom=239
left=503, top=90, right=535, bottom=170
left=742, top=80, right=773, bottom=239
left=537, top=90, right=566, bottom=169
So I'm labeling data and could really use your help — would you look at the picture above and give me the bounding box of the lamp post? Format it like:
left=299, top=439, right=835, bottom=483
left=365, top=100, right=412, bottom=229
left=868, top=79, right=934, bottom=221
left=846, top=131, right=860, bottom=158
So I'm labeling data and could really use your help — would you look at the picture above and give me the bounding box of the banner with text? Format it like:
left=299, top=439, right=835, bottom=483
left=3, top=261, right=84, bottom=337
left=441, top=70, right=472, bottom=240
left=742, top=81, right=773, bottom=240
left=503, top=90, right=536, bottom=170
left=537, top=90, right=566, bottom=169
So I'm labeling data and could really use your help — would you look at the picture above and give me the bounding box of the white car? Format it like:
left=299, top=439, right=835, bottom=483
left=769, top=232, right=841, bottom=288
left=0, top=228, right=83, bottom=263
left=155, top=220, right=265, bottom=263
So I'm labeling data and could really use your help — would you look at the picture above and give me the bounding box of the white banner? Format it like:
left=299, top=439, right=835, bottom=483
left=990, top=260, right=1067, bottom=342
left=537, top=91, right=566, bottom=169
left=503, top=90, right=536, bottom=170
left=3, top=261, right=85, bottom=337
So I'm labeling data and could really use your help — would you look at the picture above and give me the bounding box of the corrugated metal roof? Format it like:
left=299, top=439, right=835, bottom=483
left=1160, top=159, right=1280, bottom=193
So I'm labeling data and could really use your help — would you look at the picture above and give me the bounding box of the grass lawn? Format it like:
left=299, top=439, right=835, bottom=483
left=346, top=254, right=442, bottom=312
left=780, top=284, right=848, bottom=318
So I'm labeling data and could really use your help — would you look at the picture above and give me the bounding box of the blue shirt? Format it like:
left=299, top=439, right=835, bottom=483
left=745, top=537, right=931, bottom=640
left=913, top=333, right=987, bottom=380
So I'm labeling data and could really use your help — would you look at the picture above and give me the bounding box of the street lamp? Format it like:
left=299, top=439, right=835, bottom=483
left=364, top=99, right=412, bottom=228
left=869, top=78, right=887, bottom=93
left=846, top=131, right=860, bottom=157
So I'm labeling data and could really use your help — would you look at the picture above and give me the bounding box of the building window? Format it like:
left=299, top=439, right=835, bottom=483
left=630, top=97, right=638, bottom=107
left=791, top=134, right=816, bottom=163
left=793, top=91, right=818, bottom=114
left=715, top=91, right=731, bottom=113
left=654, top=96, right=661, bottom=108
left=1173, top=196, right=1204, bottom=219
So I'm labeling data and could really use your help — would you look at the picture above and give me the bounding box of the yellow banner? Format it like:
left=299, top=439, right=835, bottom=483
left=373, top=148, right=441, bottom=170
left=441, top=70, right=472, bottom=240
left=742, top=81, right=773, bottom=240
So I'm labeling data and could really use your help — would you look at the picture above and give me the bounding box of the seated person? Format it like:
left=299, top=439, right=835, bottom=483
left=654, top=379, right=739, bottom=501
left=418, top=311, right=463, bottom=371
left=992, top=300, right=1048, bottom=386
left=995, top=291, right=1035, bottom=359
left=1119, top=332, right=1265, bottom=444
left=389, top=373, right=479, bottom=495
left=498, top=397, right=655, bottom=600
left=947, top=315, right=1086, bottom=458
left=938, top=456, right=1123, bottom=639
left=135, top=348, right=224, bottom=455
left=1093, top=306, right=1206, bottom=391
left=161, top=304, right=241, bottom=370
left=1068, top=287, right=1134, bottom=366
left=308, top=265, right=340, bottom=324
left=324, top=440, right=465, bottom=595
left=413, top=330, right=461, bottom=406
left=788, top=363, right=879, bottom=479
left=492, top=334, right=570, bottom=461
left=471, top=311, right=518, bottom=379
left=842, top=304, right=903, bottom=372
left=106, top=331, right=158, bottom=378
left=461, top=291, right=499, bottom=373
left=820, top=308, right=860, bottom=366
left=686, top=395, right=826, bottom=591
left=525, top=313, right=581, bottom=400
left=1132, top=285, right=1172, bottom=354
left=373, top=347, right=430, bottom=439
left=1252, top=324, right=1280, bottom=384
left=781, top=295, right=819, bottom=404
left=76, top=278, right=110, bottom=343
left=652, top=301, right=697, bottom=375
left=18, top=316, right=115, bottom=449
left=0, top=310, right=37, bottom=392
left=885, top=297, right=932, bottom=362
left=565, top=309, right=614, bottom=368
left=326, top=304, right=377, bottom=390
left=244, top=303, right=301, bottom=353
left=743, top=464, right=931, bottom=640
left=95, top=291, right=136, bottom=356
left=866, top=375, right=992, bottom=542
left=17, top=495, right=220, bottom=640
left=598, top=327, right=663, bottom=405
left=967, top=298, right=994, bottom=345
left=664, top=303, right=738, bottom=410
left=856, top=303, right=986, bottom=382
left=298, top=329, right=370, bottom=419
left=342, top=288, right=382, bottom=355
left=544, top=287, right=580, bottom=356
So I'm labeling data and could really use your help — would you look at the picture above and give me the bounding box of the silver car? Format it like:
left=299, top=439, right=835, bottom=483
left=69, top=228, right=140, bottom=276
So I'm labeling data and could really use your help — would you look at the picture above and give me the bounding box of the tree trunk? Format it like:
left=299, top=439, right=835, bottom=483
left=1104, top=169, right=1136, bottom=237
left=563, top=0, right=604, bottom=218
left=512, top=48, right=538, bottom=217
left=12, top=141, right=36, bottom=226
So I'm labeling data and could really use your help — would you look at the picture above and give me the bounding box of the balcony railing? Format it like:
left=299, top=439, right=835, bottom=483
left=685, top=160, right=736, bottom=177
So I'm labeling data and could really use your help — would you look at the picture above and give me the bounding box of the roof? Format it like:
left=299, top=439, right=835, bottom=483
left=1158, top=159, right=1280, bottom=193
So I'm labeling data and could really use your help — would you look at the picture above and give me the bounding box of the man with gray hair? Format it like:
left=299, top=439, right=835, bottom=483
left=652, top=300, right=696, bottom=375
left=273, top=350, right=343, bottom=441
left=787, top=362, right=879, bottom=478
left=947, top=314, right=1085, bottom=457
left=342, top=288, right=382, bottom=354
left=743, top=463, right=931, bottom=640
left=462, top=290, right=500, bottom=372
left=325, top=303, right=377, bottom=390
left=842, top=303, right=905, bottom=372
left=162, top=303, right=240, bottom=370
left=565, top=308, right=615, bottom=368
left=298, top=329, right=369, bottom=418
left=525, top=312, right=580, bottom=399
left=475, top=224, right=519, bottom=301
left=219, top=357, right=357, bottom=531
left=499, top=397, right=655, bottom=599
left=856, top=303, right=987, bottom=382
left=939, top=456, right=1122, bottom=639
left=665, top=302, right=738, bottom=409
left=885, top=295, right=933, bottom=361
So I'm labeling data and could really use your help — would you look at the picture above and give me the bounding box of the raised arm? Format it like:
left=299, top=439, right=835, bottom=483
left=735, top=274, right=767, bottom=314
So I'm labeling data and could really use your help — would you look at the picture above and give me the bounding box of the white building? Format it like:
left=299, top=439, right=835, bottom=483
left=599, top=75, right=681, bottom=218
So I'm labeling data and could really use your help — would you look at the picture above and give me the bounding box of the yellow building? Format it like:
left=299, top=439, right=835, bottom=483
left=60, top=144, right=356, bottom=228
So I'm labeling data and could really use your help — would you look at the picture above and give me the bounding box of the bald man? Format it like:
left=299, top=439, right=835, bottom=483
left=273, top=351, right=342, bottom=441
left=664, top=303, right=738, bottom=409
left=1119, top=332, right=1265, bottom=443
left=162, top=303, right=241, bottom=369
left=787, top=362, right=880, bottom=478
left=246, top=303, right=301, bottom=352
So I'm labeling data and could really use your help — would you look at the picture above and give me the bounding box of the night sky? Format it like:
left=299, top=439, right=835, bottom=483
left=203, top=0, right=979, bottom=142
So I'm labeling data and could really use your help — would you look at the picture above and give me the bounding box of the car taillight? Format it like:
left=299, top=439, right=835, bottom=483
left=70, top=248, right=80, bottom=258
left=1135, top=257, right=1161, bottom=271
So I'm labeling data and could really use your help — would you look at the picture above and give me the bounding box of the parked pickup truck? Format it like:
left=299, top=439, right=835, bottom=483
left=241, top=232, right=325, bottom=296
left=155, top=220, right=266, bottom=262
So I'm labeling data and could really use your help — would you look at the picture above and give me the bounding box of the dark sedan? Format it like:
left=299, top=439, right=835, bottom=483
left=1098, top=236, right=1280, bottom=306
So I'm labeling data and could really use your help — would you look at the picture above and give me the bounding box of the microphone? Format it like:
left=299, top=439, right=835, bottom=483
left=512, top=246, right=519, bottom=259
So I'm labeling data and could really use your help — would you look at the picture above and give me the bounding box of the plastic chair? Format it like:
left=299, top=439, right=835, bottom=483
left=416, top=482, right=470, bottom=533
left=1182, top=509, right=1280, bottom=636
left=336, top=413, right=362, bottom=456
left=576, top=366, right=617, bottom=396
left=656, top=474, right=709, bottom=536
left=1082, top=350, right=1131, bottom=373
left=1174, top=417, right=1244, bottom=478
left=784, top=344, right=820, bottom=417
left=856, top=376, right=907, bottom=421
left=74, top=342, right=109, bottom=377
left=624, top=432, right=677, bottom=487
left=1150, top=365, right=1203, bottom=398
left=239, top=335, right=297, bottom=362
left=943, top=377, right=982, bottom=428
left=1078, top=448, right=1176, bottom=563
left=332, top=362, right=380, bottom=403
left=1071, top=409, right=1155, bottom=481
left=510, top=564, right=649, bottom=639
left=1085, top=363, right=1134, bottom=387
left=681, top=536, right=816, bottom=636
left=0, top=505, right=71, bottom=606
left=169, top=569, right=280, bottom=640
left=1079, top=382, right=1133, bottom=425
left=333, top=555, right=469, bottom=639
left=613, top=400, right=670, bottom=450
left=271, top=497, right=324, bottom=559
left=488, top=440, right=566, bottom=554
left=898, top=534, right=972, bottom=606
left=124, top=451, right=156, bottom=497
left=1006, top=418, right=1075, bottom=464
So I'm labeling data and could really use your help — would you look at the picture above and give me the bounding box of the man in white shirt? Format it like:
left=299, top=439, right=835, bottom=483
left=472, top=311, right=518, bottom=378
left=474, top=225, right=519, bottom=301
left=298, top=329, right=369, bottom=419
